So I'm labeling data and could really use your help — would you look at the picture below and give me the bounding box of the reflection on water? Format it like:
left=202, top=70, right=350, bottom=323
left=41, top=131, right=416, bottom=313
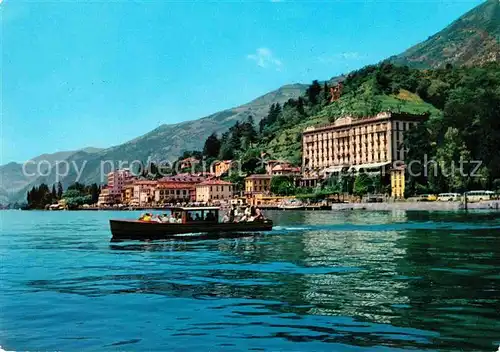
left=1, top=210, right=499, bottom=351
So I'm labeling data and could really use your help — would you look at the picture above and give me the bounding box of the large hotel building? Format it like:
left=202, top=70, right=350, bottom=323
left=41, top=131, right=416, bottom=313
left=302, top=111, right=429, bottom=198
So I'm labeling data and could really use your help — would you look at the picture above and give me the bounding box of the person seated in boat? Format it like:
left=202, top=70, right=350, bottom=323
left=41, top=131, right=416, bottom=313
left=169, top=213, right=177, bottom=223
left=159, top=214, right=169, bottom=223
left=222, top=213, right=230, bottom=223
left=235, top=208, right=245, bottom=222
left=254, top=207, right=264, bottom=221
left=234, top=206, right=243, bottom=221
left=194, top=213, right=202, bottom=221
left=244, top=205, right=251, bottom=218
left=186, top=213, right=193, bottom=222
left=151, top=214, right=163, bottom=223
left=205, top=211, right=216, bottom=222
left=138, top=213, right=146, bottom=221
left=229, top=206, right=236, bottom=223
left=141, top=213, right=152, bottom=222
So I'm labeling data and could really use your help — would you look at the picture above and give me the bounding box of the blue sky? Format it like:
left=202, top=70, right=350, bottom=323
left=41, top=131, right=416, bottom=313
left=2, top=0, right=483, bottom=163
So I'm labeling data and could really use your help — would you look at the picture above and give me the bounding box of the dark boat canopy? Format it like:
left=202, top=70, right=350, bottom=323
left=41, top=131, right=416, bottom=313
left=164, top=207, right=220, bottom=225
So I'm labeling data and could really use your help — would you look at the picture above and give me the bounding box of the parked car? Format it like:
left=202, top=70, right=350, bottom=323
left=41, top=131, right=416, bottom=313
left=465, top=190, right=495, bottom=202
left=437, top=193, right=461, bottom=202
left=410, top=194, right=437, bottom=202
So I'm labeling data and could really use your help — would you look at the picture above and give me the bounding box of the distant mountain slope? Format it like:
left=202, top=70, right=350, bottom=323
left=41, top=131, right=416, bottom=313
left=105, top=83, right=308, bottom=164
left=4, top=84, right=307, bottom=203
left=0, top=148, right=103, bottom=204
left=389, top=0, right=499, bottom=68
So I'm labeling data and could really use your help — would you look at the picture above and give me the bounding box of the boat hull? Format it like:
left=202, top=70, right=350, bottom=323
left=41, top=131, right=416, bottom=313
left=109, top=219, right=273, bottom=241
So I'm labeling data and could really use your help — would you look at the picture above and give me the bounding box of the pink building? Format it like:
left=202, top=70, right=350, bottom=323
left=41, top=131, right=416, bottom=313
left=107, top=169, right=133, bottom=202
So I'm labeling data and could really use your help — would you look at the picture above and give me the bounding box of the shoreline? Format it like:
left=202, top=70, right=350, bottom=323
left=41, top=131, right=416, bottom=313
left=11, top=200, right=500, bottom=212
left=331, top=200, right=500, bottom=212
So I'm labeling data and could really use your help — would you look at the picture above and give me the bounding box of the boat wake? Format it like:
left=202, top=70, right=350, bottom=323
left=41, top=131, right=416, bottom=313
left=271, top=222, right=500, bottom=233
left=272, top=226, right=311, bottom=231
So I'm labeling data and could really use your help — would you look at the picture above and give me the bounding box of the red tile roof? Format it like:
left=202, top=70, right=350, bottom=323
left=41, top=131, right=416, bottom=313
left=159, top=175, right=206, bottom=183
left=272, top=165, right=301, bottom=172
left=245, top=174, right=272, bottom=179
left=133, top=180, right=158, bottom=185
left=179, top=157, right=200, bottom=164
left=157, top=183, right=195, bottom=189
left=197, top=180, right=233, bottom=186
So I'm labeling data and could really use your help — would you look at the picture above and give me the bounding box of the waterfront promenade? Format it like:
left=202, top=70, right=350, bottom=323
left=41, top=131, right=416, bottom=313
left=46, top=200, right=500, bottom=212
left=331, top=200, right=500, bottom=211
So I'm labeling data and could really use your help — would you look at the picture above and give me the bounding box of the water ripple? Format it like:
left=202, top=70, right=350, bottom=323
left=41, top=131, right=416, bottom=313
left=1, top=210, right=499, bottom=351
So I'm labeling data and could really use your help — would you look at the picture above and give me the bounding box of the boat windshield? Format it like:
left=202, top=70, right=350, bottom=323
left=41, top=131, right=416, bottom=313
left=185, top=209, right=218, bottom=223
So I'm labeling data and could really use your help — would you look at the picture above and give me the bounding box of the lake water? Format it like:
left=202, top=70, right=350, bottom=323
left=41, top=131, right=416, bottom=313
left=1, top=210, right=499, bottom=351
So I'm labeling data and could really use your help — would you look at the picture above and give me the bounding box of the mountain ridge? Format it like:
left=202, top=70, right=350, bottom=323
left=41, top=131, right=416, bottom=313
left=388, top=0, right=499, bottom=68
left=0, top=147, right=103, bottom=204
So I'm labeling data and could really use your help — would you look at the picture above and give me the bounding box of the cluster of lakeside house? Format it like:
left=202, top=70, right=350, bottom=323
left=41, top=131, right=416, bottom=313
left=97, top=160, right=301, bottom=208
left=97, top=111, right=428, bottom=207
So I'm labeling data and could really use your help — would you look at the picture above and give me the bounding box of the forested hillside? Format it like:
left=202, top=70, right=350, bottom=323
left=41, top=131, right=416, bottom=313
left=188, top=61, right=500, bottom=195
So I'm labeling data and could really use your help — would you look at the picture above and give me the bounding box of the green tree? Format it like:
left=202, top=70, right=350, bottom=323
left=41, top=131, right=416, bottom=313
left=62, top=189, right=92, bottom=209
left=353, top=173, right=370, bottom=198
left=322, top=82, right=330, bottom=105
left=68, top=182, right=86, bottom=192
left=270, top=176, right=296, bottom=196
left=62, top=189, right=82, bottom=199
left=241, top=148, right=263, bottom=174
left=90, top=183, right=100, bottom=204
left=241, top=115, right=258, bottom=149
left=306, top=80, right=322, bottom=105
left=219, top=131, right=235, bottom=160
left=436, top=127, right=472, bottom=192
left=404, top=122, right=436, bottom=195
left=203, top=132, right=221, bottom=159
left=26, top=183, right=52, bottom=209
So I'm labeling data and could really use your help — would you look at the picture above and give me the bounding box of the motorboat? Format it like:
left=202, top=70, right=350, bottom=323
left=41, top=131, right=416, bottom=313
left=109, top=206, right=273, bottom=241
